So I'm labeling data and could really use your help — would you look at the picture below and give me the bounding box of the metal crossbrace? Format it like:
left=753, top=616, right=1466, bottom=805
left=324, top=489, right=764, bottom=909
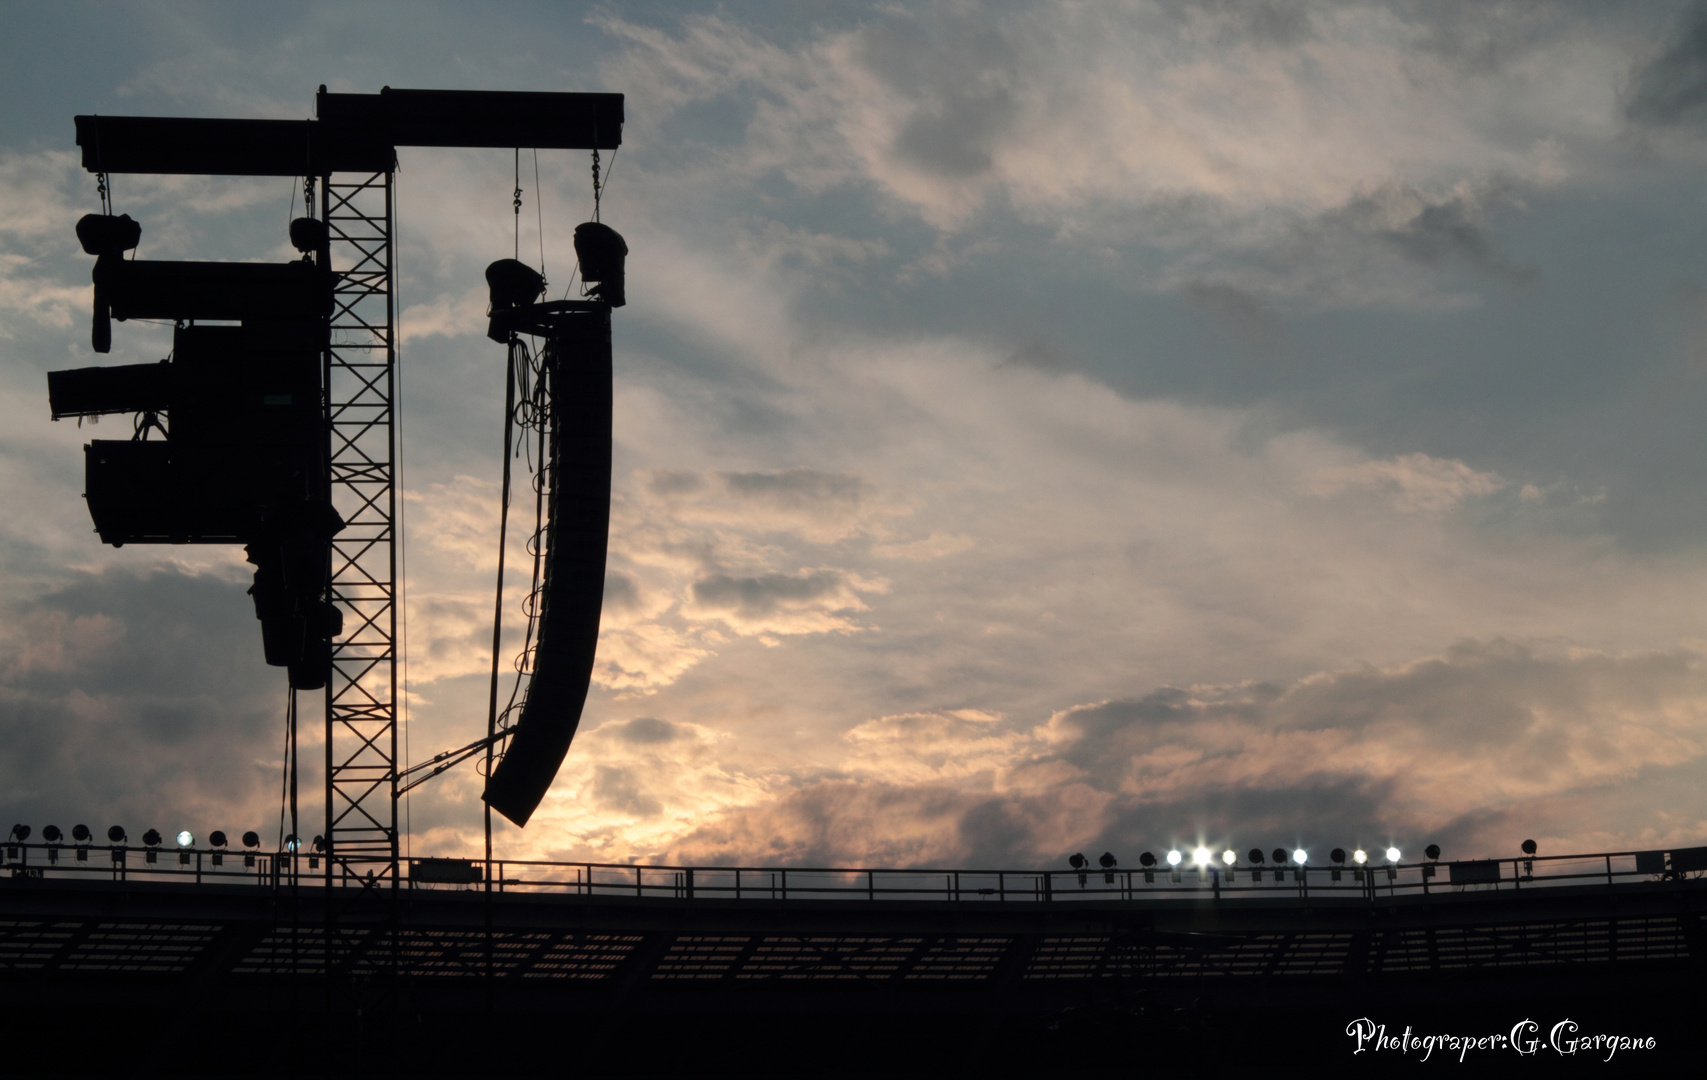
left=322, top=172, right=398, bottom=889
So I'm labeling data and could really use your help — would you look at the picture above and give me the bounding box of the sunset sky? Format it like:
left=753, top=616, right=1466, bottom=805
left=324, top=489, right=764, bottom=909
left=7, top=1, right=1707, bottom=870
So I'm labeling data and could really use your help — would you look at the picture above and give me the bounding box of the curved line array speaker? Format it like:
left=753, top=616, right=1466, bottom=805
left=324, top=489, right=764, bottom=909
left=484, top=309, right=612, bottom=826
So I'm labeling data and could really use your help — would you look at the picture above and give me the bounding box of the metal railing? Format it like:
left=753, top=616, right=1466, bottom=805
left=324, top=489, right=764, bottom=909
left=3, top=843, right=1702, bottom=904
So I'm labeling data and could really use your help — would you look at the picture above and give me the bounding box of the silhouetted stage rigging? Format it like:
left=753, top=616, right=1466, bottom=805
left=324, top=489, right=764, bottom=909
left=48, top=87, right=628, bottom=884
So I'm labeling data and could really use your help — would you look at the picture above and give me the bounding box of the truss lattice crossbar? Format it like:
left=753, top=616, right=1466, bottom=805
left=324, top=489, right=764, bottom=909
left=323, top=172, right=398, bottom=888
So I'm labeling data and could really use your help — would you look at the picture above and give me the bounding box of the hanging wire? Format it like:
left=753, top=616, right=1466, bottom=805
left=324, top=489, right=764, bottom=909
left=276, top=684, right=292, bottom=853
left=533, top=148, right=547, bottom=281
left=590, top=146, right=601, bottom=223
left=513, top=148, right=523, bottom=260
left=393, top=169, right=413, bottom=862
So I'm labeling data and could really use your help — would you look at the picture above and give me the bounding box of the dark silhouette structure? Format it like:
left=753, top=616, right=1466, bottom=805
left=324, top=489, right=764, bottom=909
left=477, top=225, right=626, bottom=826
left=48, top=88, right=624, bottom=885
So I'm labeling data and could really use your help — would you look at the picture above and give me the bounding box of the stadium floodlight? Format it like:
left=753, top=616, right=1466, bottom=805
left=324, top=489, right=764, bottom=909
left=1353, top=849, right=1367, bottom=864
left=1292, top=849, right=1308, bottom=866
left=1191, top=847, right=1211, bottom=868
left=1271, top=848, right=1287, bottom=865
left=1248, top=848, right=1265, bottom=864
left=1221, top=850, right=1236, bottom=866
left=1330, top=848, right=1346, bottom=865
left=1424, top=844, right=1441, bottom=861
left=108, top=826, right=126, bottom=843
left=72, top=825, right=91, bottom=842
left=1139, top=852, right=1157, bottom=867
left=1385, top=847, right=1401, bottom=862
left=176, top=830, right=194, bottom=848
left=1166, top=849, right=1182, bottom=866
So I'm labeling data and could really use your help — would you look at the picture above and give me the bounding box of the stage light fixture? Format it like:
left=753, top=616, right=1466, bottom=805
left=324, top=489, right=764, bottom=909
left=1191, top=847, right=1211, bottom=868
left=1221, top=849, right=1236, bottom=866
left=1248, top=848, right=1265, bottom=864
left=72, top=825, right=91, bottom=842
left=1166, top=849, right=1182, bottom=866
left=1292, top=849, right=1308, bottom=865
left=1330, top=848, right=1346, bottom=865
left=108, top=826, right=126, bottom=844
left=9, top=825, right=30, bottom=842
left=242, top=831, right=260, bottom=848
left=284, top=834, right=300, bottom=853
left=309, top=835, right=325, bottom=869
left=1385, top=847, right=1401, bottom=862
left=1139, top=852, right=1156, bottom=867
left=1271, top=848, right=1287, bottom=865
left=1098, top=852, right=1116, bottom=869
left=142, top=829, right=161, bottom=847
left=1424, top=844, right=1441, bottom=861
left=1068, top=852, right=1086, bottom=869
left=1353, top=849, right=1367, bottom=864
left=42, top=825, right=62, bottom=843
left=176, top=830, right=194, bottom=848
left=1521, top=839, right=1537, bottom=855
left=210, top=831, right=227, bottom=848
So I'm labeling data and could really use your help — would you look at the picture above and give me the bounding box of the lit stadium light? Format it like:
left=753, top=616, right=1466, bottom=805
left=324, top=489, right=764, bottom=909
left=1166, top=849, right=1182, bottom=866
left=1191, top=847, right=1211, bottom=868
left=1221, top=850, right=1236, bottom=866
left=1353, top=849, right=1368, bottom=864
left=1385, top=847, right=1401, bottom=862
left=176, top=830, right=194, bottom=848
left=1292, top=849, right=1308, bottom=865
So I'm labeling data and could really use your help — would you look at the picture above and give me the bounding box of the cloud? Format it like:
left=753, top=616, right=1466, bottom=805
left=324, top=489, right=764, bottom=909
left=654, top=639, right=1707, bottom=867
left=686, top=567, right=883, bottom=636
left=0, top=567, right=286, bottom=835
left=1308, top=452, right=1505, bottom=512
left=1627, top=2, right=1707, bottom=128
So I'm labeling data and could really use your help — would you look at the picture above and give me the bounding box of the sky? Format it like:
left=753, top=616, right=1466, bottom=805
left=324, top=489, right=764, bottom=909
left=7, top=0, right=1707, bottom=871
